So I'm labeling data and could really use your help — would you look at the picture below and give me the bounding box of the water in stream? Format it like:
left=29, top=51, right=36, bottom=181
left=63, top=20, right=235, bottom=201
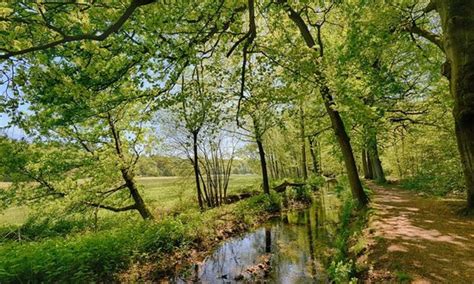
left=175, top=188, right=341, bottom=283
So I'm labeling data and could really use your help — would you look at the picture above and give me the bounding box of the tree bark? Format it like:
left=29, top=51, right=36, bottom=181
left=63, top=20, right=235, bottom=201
left=435, top=0, right=474, bottom=209
left=308, top=136, right=320, bottom=175
left=121, top=169, right=154, bottom=220
left=256, top=139, right=270, bottom=194
left=368, top=135, right=386, bottom=183
left=192, top=131, right=204, bottom=210
left=300, top=103, right=308, bottom=180
left=362, top=148, right=370, bottom=179
left=366, top=148, right=374, bottom=179
left=107, top=112, right=153, bottom=220
left=322, top=86, right=369, bottom=206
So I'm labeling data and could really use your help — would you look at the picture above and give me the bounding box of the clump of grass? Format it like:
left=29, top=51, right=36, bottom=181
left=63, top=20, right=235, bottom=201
left=395, top=270, right=412, bottom=283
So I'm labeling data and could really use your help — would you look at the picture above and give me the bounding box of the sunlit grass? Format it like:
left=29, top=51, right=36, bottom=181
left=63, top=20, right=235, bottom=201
left=0, top=175, right=260, bottom=226
left=142, top=174, right=260, bottom=212
left=0, top=207, right=28, bottom=226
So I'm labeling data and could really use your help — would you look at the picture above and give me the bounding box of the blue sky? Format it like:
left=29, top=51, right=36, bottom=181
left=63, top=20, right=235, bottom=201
left=0, top=80, right=26, bottom=139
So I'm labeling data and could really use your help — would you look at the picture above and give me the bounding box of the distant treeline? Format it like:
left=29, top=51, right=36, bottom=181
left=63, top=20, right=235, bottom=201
left=136, top=156, right=256, bottom=177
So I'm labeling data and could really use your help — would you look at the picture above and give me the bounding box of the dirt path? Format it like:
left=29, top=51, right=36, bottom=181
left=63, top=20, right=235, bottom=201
left=366, top=182, right=474, bottom=283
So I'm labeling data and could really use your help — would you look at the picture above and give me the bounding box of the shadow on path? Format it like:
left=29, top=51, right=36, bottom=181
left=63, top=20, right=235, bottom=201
left=367, top=182, right=474, bottom=283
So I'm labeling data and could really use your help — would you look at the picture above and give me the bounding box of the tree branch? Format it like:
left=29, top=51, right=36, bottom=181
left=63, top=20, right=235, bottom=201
left=0, top=0, right=156, bottom=60
left=404, top=22, right=444, bottom=52
left=235, top=0, right=257, bottom=128
left=100, top=184, right=128, bottom=195
left=276, top=0, right=316, bottom=48
left=83, top=202, right=137, bottom=212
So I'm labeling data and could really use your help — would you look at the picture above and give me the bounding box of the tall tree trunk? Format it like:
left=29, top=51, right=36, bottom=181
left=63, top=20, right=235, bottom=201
left=107, top=112, right=153, bottom=220
left=322, top=86, right=369, bottom=206
left=435, top=0, right=474, bottom=209
left=280, top=0, right=369, bottom=206
left=308, top=136, right=320, bottom=175
left=122, top=169, right=154, bottom=220
left=366, top=148, right=374, bottom=179
left=192, top=131, right=204, bottom=210
left=256, top=139, right=270, bottom=194
left=268, top=150, right=276, bottom=179
left=362, top=148, right=370, bottom=179
left=300, top=103, right=308, bottom=180
left=368, top=135, right=386, bottom=183
left=275, top=159, right=281, bottom=179
left=198, top=170, right=211, bottom=207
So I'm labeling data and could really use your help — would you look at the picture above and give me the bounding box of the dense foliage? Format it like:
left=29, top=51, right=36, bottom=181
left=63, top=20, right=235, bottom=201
left=0, top=0, right=472, bottom=282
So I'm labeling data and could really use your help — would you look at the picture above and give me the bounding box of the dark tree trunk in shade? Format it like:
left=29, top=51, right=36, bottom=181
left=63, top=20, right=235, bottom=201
left=257, top=139, right=270, bottom=194
left=362, top=148, right=371, bottom=179
left=368, top=135, right=386, bottom=183
left=300, top=103, right=308, bottom=180
left=435, top=0, right=474, bottom=209
left=308, top=136, right=319, bottom=175
left=192, top=131, right=204, bottom=210
left=366, top=148, right=374, bottom=180
left=322, top=87, right=369, bottom=206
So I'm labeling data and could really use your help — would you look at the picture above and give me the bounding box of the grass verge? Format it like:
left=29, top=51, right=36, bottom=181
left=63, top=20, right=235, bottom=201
left=0, top=192, right=281, bottom=283
left=327, top=184, right=372, bottom=283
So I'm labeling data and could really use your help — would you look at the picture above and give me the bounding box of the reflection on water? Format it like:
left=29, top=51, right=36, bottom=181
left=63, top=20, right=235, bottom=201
left=175, top=188, right=341, bottom=283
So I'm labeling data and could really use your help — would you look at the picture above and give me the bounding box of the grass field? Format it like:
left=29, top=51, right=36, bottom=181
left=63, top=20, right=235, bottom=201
left=0, top=175, right=260, bottom=226
left=141, top=174, right=260, bottom=214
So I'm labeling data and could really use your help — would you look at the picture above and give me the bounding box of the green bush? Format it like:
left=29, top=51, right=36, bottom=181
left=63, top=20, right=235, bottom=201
left=0, top=218, right=192, bottom=283
left=0, top=229, right=133, bottom=282
left=294, top=185, right=312, bottom=203
left=400, top=171, right=464, bottom=196
left=327, top=186, right=368, bottom=283
left=328, top=260, right=356, bottom=284
left=238, top=193, right=281, bottom=214
left=307, top=175, right=325, bottom=190
left=140, top=218, right=188, bottom=253
left=284, top=185, right=312, bottom=204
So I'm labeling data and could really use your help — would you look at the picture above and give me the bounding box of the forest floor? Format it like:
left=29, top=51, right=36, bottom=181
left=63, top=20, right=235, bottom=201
left=366, top=182, right=474, bottom=283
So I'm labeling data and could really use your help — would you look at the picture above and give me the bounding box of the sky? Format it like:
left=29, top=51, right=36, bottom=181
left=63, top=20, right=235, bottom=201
left=0, top=81, right=26, bottom=139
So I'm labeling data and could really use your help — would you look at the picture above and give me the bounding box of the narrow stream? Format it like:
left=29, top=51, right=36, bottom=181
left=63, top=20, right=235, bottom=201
left=175, top=188, right=341, bottom=283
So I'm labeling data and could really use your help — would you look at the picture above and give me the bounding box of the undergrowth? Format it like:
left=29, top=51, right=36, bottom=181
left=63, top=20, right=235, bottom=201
left=0, top=193, right=283, bottom=283
left=327, top=178, right=370, bottom=283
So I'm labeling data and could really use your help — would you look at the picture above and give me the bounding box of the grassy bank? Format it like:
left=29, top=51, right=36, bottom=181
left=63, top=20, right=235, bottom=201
left=0, top=192, right=281, bottom=283
left=327, top=181, right=372, bottom=283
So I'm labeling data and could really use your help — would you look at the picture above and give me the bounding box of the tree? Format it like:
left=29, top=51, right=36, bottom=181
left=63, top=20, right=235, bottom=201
left=403, top=0, right=474, bottom=210
left=0, top=101, right=155, bottom=220
left=235, top=54, right=289, bottom=194
left=273, top=1, right=369, bottom=206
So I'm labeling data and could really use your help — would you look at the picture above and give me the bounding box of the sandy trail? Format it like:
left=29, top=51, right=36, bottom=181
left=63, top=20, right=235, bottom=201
left=367, top=183, right=474, bottom=283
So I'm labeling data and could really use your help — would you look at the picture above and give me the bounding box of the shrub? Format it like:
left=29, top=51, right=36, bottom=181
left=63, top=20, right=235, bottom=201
left=238, top=193, right=281, bottom=215
left=327, top=184, right=369, bottom=283
left=307, top=175, right=325, bottom=190
left=139, top=218, right=188, bottom=254
left=294, top=185, right=312, bottom=203
left=328, top=260, right=356, bottom=284
left=400, top=171, right=464, bottom=196
left=0, top=218, right=192, bottom=283
left=0, top=228, right=135, bottom=282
